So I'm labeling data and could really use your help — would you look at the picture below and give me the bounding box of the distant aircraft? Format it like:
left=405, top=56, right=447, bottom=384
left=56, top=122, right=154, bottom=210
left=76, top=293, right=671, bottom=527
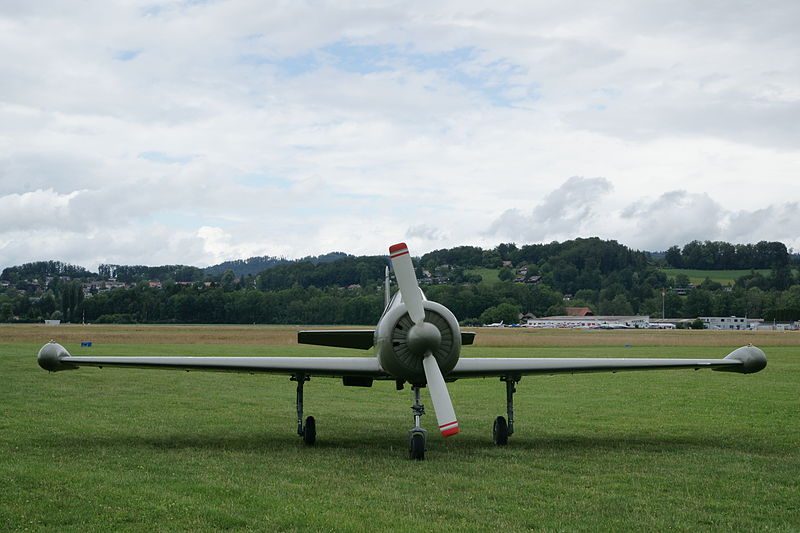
left=38, top=243, right=767, bottom=460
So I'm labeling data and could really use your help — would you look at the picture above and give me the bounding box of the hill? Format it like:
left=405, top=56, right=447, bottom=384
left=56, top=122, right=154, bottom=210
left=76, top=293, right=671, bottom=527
left=2, top=238, right=799, bottom=325
left=204, top=252, right=349, bottom=278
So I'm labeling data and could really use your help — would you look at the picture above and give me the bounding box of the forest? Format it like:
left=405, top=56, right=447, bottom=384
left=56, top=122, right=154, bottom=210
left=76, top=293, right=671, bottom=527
left=2, top=238, right=799, bottom=325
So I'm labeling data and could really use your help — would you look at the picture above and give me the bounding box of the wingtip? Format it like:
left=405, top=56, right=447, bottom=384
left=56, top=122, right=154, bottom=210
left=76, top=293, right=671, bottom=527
left=37, top=342, right=77, bottom=372
left=724, top=345, right=767, bottom=374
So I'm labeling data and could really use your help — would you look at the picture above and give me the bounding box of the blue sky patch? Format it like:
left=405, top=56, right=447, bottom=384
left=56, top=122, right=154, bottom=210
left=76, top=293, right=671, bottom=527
left=152, top=212, right=235, bottom=229
left=115, top=50, right=141, bottom=61
left=239, top=52, right=319, bottom=77
left=138, top=151, right=194, bottom=164
left=236, top=174, right=293, bottom=189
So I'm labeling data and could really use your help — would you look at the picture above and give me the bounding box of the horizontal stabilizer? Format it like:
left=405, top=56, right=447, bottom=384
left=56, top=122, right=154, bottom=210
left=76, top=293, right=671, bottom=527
left=461, top=332, right=476, bottom=345
left=297, top=330, right=375, bottom=350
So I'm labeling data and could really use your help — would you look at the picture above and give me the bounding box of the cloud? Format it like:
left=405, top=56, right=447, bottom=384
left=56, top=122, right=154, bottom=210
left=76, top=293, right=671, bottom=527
left=484, top=183, right=800, bottom=253
left=726, top=203, right=800, bottom=249
left=0, top=189, right=84, bottom=232
left=615, top=191, right=725, bottom=249
left=487, top=176, right=613, bottom=242
left=613, top=193, right=800, bottom=252
left=406, top=224, right=447, bottom=242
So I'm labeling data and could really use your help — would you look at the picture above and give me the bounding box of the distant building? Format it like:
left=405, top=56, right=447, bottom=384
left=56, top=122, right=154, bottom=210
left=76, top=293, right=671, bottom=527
left=700, top=316, right=752, bottom=330
left=524, top=315, right=650, bottom=329
left=650, top=318, right=693, bottom=328
left=565, top=307, right=593, bottom=317
left=755, top=320, right=796, bottom=331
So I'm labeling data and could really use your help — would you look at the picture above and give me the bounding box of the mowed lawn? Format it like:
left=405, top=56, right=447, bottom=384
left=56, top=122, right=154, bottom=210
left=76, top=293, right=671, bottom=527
left=1, top=325, right=798, bottom=531
left=659, top=268, right=772, bottom=286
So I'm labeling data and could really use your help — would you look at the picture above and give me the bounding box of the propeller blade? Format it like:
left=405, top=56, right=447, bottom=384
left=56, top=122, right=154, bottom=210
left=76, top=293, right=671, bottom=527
left=422, top=352, right=459, bottom=437
left=389, top=242, right=425, bottom=325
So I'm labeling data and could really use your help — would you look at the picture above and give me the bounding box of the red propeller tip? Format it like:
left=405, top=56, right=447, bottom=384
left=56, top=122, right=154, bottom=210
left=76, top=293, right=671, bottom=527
left=389, top=243, right=409, bottom=258
left=440, top=422, right=459, bottom=437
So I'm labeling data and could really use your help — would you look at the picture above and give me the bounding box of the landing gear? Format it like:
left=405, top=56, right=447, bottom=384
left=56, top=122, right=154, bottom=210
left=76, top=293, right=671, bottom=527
left=408, top=385, right=428, bottom=460
left=493, top=416, right=508, bottom=445
left=292, top=374, right=316, bottom=445
left=493, top=376, right=519, bottom=446
left=409, top=431, right=426, bottom=460
left=303, top=416, right=316, bottom=445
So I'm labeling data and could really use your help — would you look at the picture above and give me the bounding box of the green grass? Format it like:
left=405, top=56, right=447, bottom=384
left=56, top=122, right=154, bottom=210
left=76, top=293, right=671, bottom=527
left=660, top=268, right=771, bottom=286
left=2, top=336, right=799, bottom=531
left=466, top=267, right=500, bottom=285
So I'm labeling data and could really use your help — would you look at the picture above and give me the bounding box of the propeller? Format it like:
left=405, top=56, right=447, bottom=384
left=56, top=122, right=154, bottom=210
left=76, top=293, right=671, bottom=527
left=389, top=243, right=459, bottom=437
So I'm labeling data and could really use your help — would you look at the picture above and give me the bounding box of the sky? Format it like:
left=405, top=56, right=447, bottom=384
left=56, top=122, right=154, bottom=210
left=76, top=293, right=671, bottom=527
left=1, top=1, right=799, bottom=271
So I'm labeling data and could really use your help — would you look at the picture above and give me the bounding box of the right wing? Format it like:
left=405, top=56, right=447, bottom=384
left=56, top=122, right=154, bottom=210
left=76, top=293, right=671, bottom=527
left=38, top=342, right=388, bottom=378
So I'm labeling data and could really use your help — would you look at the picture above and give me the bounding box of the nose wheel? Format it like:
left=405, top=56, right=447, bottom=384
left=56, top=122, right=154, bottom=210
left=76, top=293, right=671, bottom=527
left=409, top=430, right=426, bottom=460
left=408, top=385, right=428, bottom=460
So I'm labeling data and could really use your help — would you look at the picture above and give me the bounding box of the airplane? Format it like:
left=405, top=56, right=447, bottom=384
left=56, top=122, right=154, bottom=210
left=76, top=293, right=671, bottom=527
left=37, top=242, right=767, bottom=460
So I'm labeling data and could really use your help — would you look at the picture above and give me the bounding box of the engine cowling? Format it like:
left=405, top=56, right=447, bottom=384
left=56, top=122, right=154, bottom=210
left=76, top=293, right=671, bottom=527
left=375, top=299, right=462, bottom=383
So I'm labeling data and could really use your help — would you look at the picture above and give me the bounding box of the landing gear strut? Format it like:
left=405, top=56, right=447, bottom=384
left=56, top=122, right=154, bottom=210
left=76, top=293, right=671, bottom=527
left=408, top=385, right=428, bottom=460
left=493, top=376, right=519, bottom=446
left=292, top=374, right=316, bottom=445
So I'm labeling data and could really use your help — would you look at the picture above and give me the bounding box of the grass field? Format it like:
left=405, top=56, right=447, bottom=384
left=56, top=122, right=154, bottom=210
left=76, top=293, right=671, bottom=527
left=465, top=267, right=501, bottom=285
left=660, top=268, right=772, bottom=286
left=2, top=325, right=799, bottom=531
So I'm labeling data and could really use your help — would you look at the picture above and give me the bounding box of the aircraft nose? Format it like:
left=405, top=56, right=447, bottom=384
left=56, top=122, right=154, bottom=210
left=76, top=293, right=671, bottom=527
left=406, top=321, right=442, bottom=357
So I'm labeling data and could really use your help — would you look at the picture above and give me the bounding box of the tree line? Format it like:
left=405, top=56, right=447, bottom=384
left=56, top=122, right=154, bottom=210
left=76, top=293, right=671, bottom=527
left=664, top=240, right=791, bottom=270
left=2, top=238, right=799, bottom=324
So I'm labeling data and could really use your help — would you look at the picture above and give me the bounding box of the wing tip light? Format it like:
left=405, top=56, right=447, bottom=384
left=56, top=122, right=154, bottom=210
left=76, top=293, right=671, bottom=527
left=722, top=344, right=767, bottom=374
left=37, top=342, right=77, bottom=372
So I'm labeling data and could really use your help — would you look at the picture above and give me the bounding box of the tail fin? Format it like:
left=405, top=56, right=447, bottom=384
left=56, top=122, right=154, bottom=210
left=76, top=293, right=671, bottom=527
left=384, top=265, right=391, bottom=309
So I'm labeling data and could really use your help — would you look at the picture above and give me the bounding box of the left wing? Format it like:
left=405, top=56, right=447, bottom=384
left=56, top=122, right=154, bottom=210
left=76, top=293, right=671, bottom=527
left=450, top=345, right=766, bottom=377
left=37, top=342, right=388, bottom=378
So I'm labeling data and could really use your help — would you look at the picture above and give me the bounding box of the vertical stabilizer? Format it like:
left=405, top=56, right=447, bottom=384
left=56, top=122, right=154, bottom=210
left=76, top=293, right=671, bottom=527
left=384, top=265, right=391, bottom=309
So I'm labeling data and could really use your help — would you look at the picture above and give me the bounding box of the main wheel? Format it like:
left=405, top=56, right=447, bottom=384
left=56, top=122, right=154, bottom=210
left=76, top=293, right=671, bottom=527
left=303, top=416, right=316, bottom=445
left=409, top=432, right=425, bottom=460
left=492, top=416, right=509, bottom=445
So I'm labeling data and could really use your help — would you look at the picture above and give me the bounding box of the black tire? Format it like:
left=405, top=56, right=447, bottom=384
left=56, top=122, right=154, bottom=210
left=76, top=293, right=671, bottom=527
left=409, top=432, right=425, bottom=460
left=493, top=416, right=508, bottom=446
left=303, top=416, right=316, bottom=445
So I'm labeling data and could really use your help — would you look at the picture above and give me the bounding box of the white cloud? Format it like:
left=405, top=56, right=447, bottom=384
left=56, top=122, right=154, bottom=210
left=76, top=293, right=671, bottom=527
left=615, top=191, right=726, bottom=250
left=487, top=176, right=613, bottom=242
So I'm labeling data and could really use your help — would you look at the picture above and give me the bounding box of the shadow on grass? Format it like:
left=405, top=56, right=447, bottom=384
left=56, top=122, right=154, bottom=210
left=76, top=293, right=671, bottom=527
left=30, top=429, right=778, bottom=457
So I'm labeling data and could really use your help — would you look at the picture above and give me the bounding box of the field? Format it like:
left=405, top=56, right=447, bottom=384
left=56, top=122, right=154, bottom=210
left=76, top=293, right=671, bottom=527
left=2, top=324, right=799, bottom=531
left=659, top=268, right=771, bottom=286
left=465, top=267, right=501, bottom=284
